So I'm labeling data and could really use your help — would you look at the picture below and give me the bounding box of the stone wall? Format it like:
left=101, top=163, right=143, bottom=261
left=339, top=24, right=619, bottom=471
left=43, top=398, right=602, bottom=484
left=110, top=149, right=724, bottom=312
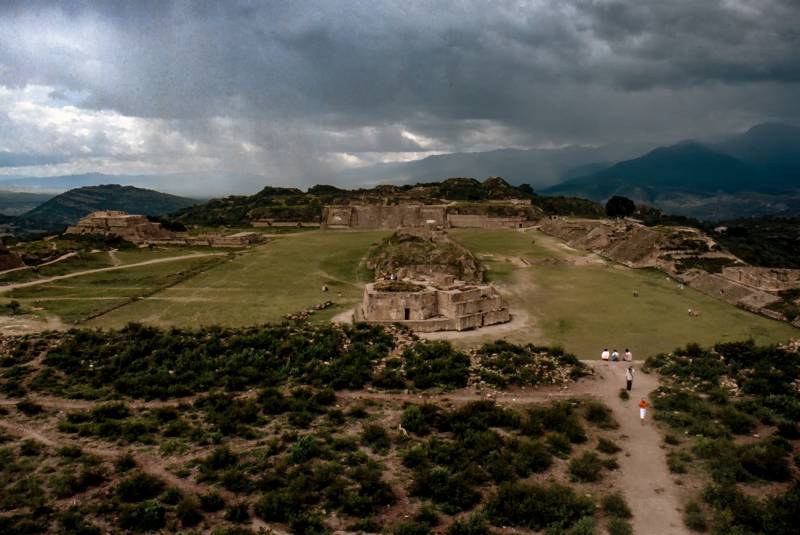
left=447, top=214, right=530, bottom=229
left=721, top=267, right=800, bottom=292
left=322, top=205, right=531, bottom=229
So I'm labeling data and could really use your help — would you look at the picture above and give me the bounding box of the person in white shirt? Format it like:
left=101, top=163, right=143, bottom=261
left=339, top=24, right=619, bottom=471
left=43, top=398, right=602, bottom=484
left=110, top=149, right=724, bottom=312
left=626, top=367, right=634, bottom=391
left=601, top=348, right=610, bottom=361
left=611, top=349, right=620, bottom=362
left=624, top=349, right=633, bottom=362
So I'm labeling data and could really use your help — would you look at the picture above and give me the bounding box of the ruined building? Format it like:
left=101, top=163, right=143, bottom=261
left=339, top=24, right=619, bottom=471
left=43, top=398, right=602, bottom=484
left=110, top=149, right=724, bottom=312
left=355, top=230, right=510, bottom=332
left=66, top=211, right=264, bottom=247
left=66, top=211, right=172, bottom=242
left=321, top=204, right=536, bottom=230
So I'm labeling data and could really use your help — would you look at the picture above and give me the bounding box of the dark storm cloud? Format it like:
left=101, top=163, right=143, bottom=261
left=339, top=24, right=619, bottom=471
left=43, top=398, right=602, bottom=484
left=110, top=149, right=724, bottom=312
left=0, top=0, right=798, bottom=187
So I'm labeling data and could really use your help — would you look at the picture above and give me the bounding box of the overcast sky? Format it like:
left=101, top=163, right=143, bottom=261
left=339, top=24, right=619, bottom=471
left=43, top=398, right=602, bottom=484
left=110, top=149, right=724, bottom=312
left=0, top=0, right=798, bottom=190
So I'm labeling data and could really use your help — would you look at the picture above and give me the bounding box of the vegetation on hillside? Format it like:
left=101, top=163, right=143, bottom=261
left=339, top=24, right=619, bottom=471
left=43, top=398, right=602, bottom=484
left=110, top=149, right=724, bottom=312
left=3, top=323, right=584, bottom=401
left=168, top=177, right=535, bottom=227
left=0, top=322, right=614, bottom=534
left=645, top=340, right=800, bottom=534
left=17, top=185, right=197, bottom=233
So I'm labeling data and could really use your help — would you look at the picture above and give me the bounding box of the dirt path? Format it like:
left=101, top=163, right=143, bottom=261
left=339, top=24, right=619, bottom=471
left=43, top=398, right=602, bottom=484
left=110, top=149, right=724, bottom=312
left=0, top=252, right=78, bottom=277
left=590, top=362, right=690, bottom=535
left=0, top=252, right=227, bottom=293
left=340, top=362, right=689, bottom=534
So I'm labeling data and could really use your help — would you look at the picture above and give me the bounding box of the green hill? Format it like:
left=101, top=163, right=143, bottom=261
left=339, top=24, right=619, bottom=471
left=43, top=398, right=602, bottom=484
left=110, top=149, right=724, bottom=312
left=19, top=184, right=197, bottom=232
left=170, top=177, right=534, bottom=226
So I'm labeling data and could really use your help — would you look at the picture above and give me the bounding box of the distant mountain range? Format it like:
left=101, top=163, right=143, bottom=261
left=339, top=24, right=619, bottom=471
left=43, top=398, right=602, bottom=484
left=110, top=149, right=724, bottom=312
left=543, top=123, right=800, bottom=219
left=18, top=185, right=197, bottom=233
left=345, top=143, right=651, bottom=189
left=1, top=122, right=798, bottom=222
left=0, top=171, right=265, bottom=197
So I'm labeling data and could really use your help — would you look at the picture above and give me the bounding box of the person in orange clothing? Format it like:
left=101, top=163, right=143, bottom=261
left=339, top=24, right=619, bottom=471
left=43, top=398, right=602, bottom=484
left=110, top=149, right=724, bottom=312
left=639, top=398, right=649, bottom=425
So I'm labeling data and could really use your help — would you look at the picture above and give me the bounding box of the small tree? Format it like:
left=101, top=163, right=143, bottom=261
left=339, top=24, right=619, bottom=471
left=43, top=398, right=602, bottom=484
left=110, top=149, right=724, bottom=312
left=517, top=183, right=535, bottom=196
left=605, top=196, right=635, bottom=218
left=8, top=300, right=21, bottom=315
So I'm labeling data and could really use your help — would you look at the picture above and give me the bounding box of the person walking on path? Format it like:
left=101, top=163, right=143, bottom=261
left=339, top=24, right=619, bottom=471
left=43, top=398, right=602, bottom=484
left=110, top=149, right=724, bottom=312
left=601, top=348, right=610, bottom=361
left=624, top=348, right=633, bottom=362
left=639, top=398, right=649, bottom=425
left=626, top=367, right=634, bottom=391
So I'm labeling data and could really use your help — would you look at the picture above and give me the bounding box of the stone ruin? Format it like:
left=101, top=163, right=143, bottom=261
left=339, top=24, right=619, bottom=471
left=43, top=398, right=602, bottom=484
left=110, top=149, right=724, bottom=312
left=321, top=204, right=535, bottom=230
left=65, top=211, right=171, bottom=242
left=538, top=216, right=800, bottom=326
left=66, top=211, right=265, bottom=247
left=354, top=229, right=511, bottom=332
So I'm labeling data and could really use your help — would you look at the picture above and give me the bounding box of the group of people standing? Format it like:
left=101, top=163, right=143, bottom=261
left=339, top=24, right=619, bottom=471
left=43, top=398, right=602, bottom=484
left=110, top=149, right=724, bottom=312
left=600, top=347, right=649, bottom=424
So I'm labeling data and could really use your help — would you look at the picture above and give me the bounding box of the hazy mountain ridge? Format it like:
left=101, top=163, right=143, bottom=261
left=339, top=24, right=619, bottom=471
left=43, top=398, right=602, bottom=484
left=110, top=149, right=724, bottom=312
left=542, top=123, right=800, bottom=219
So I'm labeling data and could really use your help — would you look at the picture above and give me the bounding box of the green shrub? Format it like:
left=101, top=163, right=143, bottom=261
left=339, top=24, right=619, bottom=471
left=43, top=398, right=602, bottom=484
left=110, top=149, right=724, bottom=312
left=602, top=492, right=632, bottom=519
left=255, top=490, right=292, bottom=522
left=361, top=424, right=390, bottom=453
left=683, top=500, right=707, bottom=532
left=115, top=452, right=137, bottom=472
left=403, top=341, right=470, bottom=389
left=525, top=402, right=586, bottom=443
left=160, top=487, right=182, bottom=505
left=737, top=440, right=791, bottom=481
left=485, top=481, right=594, bottom=531
left=200, top=490, right=226, bottom=512
left=410, top=466, right=480, bottom=513
left=445, top=512, right=491, bottom=535
left=597, top=437, right=621, bottom=454
left=57, top=510, right=101, bottom=535
left=119, top=500, right=165, bottom=532
left=176, top=495, right=203, bottom=526
left=19, top=439, right=42, bottom=456
left=224, top=501, right=250, bottom=523
left=16, top=398, right=44, bottom=416
left=606, top=518, right=632, bottom=535
left=116, top=471, right=165, bottom=502
left=583, top=400, right=617, bottom=429
left=569, top=452, right=605, bottom=482
left=288, top=510, right=330, bottom=535
left=401, top=404, right=441, bottom=435
left=564, top=516, right=596, bottom=535
left=546, top=432, right=573, bottom=458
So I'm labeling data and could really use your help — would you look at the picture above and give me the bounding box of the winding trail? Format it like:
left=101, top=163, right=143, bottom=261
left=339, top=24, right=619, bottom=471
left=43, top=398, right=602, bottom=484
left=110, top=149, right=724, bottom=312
left=0, top=252, right=227, bottom=293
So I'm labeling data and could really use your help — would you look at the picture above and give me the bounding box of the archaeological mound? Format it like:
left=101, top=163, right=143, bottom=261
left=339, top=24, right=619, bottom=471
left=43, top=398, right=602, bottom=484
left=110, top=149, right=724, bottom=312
left=354, top=229, right=510, bottom=332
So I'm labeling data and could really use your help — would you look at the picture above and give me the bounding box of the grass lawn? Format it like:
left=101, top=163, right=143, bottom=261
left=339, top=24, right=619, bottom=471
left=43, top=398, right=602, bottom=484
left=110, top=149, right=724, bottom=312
left=87, top=230, right=389, bottom=328
left=6, top=256, right=223, bottom=324
left=451, top=229, right=798, bottom=358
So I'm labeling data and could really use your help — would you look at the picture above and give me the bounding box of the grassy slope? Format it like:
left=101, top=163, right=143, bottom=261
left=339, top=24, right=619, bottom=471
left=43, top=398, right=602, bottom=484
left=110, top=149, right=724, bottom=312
left=6, top=256, right=221, bottom=323
left=87, top=230, right=389, bottom=328
left=452, top=228, right=797, bottom=357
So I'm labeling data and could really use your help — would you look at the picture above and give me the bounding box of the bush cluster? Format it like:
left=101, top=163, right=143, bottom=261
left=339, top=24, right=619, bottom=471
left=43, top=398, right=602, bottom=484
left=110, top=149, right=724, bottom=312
left=475, top=341, right=586, bottom=388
